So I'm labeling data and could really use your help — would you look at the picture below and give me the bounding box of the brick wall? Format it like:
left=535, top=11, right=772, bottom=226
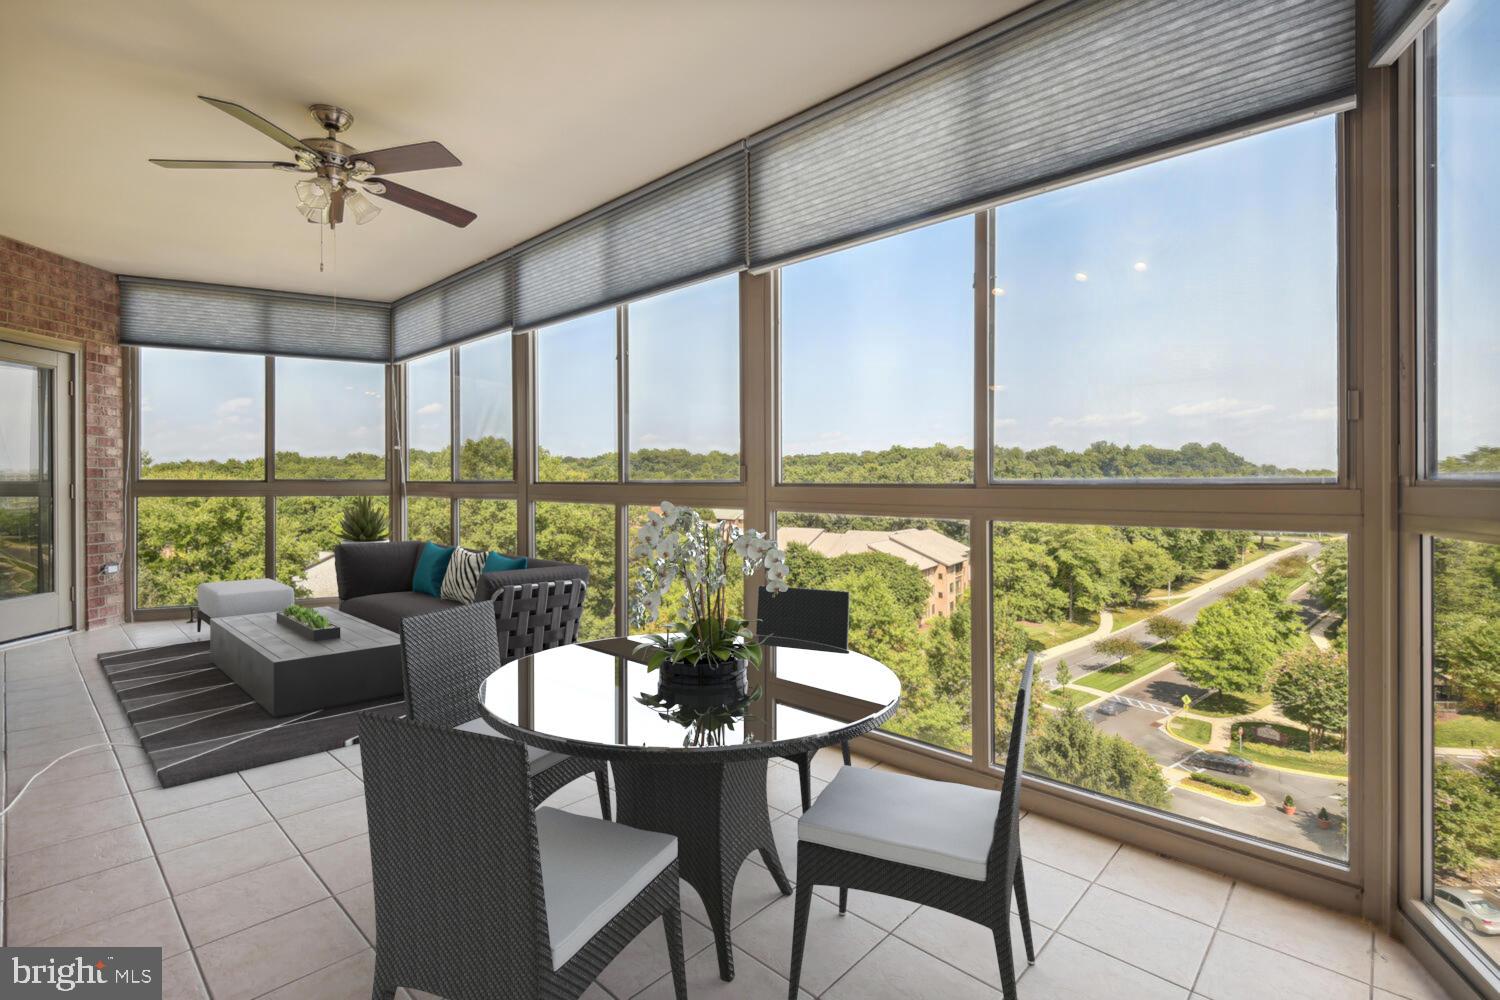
left=0, top=236, right=124, bottom=628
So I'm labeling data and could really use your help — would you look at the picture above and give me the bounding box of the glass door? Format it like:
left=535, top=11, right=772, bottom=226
left=0, top=340, right=74, bottom=642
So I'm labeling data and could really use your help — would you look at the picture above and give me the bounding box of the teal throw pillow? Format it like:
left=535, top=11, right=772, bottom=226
left=483, top=551, right=529, bottom=573
left=412, top=542, right=456, bottom=597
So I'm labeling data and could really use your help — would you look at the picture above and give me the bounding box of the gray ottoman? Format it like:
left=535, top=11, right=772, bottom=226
left=196, top=578, right=295, bottom=632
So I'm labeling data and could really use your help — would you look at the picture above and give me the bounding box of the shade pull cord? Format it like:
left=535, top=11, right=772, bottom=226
left=0, top=741, right=143, bottom=818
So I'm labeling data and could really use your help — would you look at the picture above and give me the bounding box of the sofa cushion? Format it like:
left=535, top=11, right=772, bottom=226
left=334, top=541, right=425, bottom=600
left=340, top=591, right=456, bottom=634
left=412, top=542, right=456, bottom=597
left=440, top=547, right=488, bottom=603
left=483, top=551, right=528, bottom=573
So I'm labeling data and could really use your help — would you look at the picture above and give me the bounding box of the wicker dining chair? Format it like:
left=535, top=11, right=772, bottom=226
left=757, top=585, right=853, bottom=811
left=787, top=652, right=1038, bottom=1000
left=360, top=714, right=688, bottom=1000
left=400, top=587, right=612, bottom=818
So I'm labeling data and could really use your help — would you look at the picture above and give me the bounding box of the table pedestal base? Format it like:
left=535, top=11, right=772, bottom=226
left=611, top=757, right=793, bottom=982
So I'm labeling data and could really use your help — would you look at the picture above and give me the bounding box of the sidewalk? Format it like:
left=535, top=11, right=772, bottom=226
left=1038, top=609, right=1113, bottom=660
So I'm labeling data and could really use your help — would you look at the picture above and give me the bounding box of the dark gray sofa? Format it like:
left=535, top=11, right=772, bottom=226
left=333, top=541, right=589, bottom=635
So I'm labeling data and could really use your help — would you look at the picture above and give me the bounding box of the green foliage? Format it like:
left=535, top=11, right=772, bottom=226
left=1189, top=771, right=1254, bottom=797
left=1438, top=445, right=1500, bottom=475
left=1432, top=756, right=1500, bottom=879
left=339, top=496, right=389, bottom=542
left=993, top=441, right=1333, bottom=481
left=1054, top=660, right=1071, bottom=689
left=637, top=616, right=762, bottom=672
left=1093, top=635, right=1143, bottom=662
left=534, top=501, right=615, bottom=641
left=1432, top=538, right=1500, bottom=713
left=1270, top=646, right=1348, bottom=751
left=407, top=446, right=453, bottom=481
left=1028, top=707, right=1173, bottom=809
left=991, top=541, right=1066, bottom=622
left=1313, top=538, right=1348, bottom=616
left=459, top=435, right=514, bottom=480
left=280, top=604, right=329, bottom=629
left=1145, top=615, right=1189, bottom=643
left=1176, top=585, right=1302, bottom=694
left=1119, top=538, right=1178, bottom=601
left=138, top=497, right=266, bottom=607
left=628, top=449, right=739, bottom=482
left=405, top=497, right=452, bottom=546
left=457, top=499, right=518, bottom=554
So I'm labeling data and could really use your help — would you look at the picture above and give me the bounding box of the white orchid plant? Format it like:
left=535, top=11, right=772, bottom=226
left=630, top=502, right=789, bottom=672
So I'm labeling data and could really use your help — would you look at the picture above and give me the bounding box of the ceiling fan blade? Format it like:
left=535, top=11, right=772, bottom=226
left=150, top=158, right=300, bottom=169
left=355, top=141, right=461, bottom=175
left=330, top=188, right=346, bottom=225
left=368, top=178, right=476, bottom=227
left=198, top=96, right=318, bottom=155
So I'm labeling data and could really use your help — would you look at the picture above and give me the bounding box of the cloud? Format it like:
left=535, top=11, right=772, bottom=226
left=1048, top=411, right=1147, bottom=429
left=993, top=418, right=1019, bottom=429
left=215, top=396, right=255, bottom=418
left=1295, top=406, right=1337, bottom=421
left=416, top=402, right=444, bottom=416
left=1167, top=397, right=1273, bottom=419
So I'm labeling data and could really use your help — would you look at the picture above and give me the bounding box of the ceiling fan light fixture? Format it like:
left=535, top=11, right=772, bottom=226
left=299, top=202, right=329, bottom=225
left=295, top=176, right=331, bottom=209
left=347, top=189, right=381, bottom=225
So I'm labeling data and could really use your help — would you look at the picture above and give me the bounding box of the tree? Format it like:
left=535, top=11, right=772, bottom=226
left=1028, top=708, right=1172, bottom=809
left=1118, top=538, right=1178, bottom=602
left=1054, top=660, right=1072, bottom=689
left=1175, top=587, right=1300, bottom=694
left=1441, top=616, right=1500, bottom=713
left=1270, top=646, right=1348, bottom=751
left=1432, top=756, right=1500, bottom=878
left=1145, top=615, right=1188, bottom=644
left=1094, top=635, right=1143, bottom=665
left=1313, top=538, right=1348, bottom=616
left=991, top=541, right=1066, bottom=622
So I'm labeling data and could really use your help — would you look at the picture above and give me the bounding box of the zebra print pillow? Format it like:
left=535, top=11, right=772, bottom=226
left=439, top=547, right=487, bottom=603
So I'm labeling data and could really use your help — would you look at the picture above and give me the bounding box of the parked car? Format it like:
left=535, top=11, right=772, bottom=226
left=1190, top=751, right=1254, bottom=777
left=1434, top=887, right=1500, bottom=936
left=1095, top=699, right=1127, bottom=717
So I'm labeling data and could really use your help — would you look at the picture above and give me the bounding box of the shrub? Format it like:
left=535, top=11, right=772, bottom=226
left=1189, top=772, right=1253, bottom=797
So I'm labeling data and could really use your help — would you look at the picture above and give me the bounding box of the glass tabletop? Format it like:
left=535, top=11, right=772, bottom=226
left=476, top=635, right=900, bottom=762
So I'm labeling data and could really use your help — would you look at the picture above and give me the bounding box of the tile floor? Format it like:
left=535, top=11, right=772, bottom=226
left=1, top=623, right=1455, bottom=1000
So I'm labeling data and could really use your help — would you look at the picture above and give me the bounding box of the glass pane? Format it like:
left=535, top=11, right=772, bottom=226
left=626, top=506, right=746, bottom=633
left=992, top=118, right=1338, bottom=481
left=459, top=334, right=513, bottom=481
left=627, top=275, right=740, bottom=481
left=1431, top=0, right=1500, bottom=477
left=406, top=352, right=451, bottom=481
left=537, top=310, right=617, bottom=482
left=138, top=347, right=265, bottom=480
left=136, top=497, right=265, bottom=608
left=1429, top=536, right=1500, bottom=963
left=993, top=522, right=1349, bottom=862
left=534, top=501, right=615, bottom=641
left=274, top=358, right=385, bottom=479
left=781, top=216, right=974, bottom=484
left=778, top=512, right=972, bottom=753
left=275, top=496, right=389, bottom=599
left=405, top=497, right=452, bottom=545
left=458, top=499, right=518, bottom=555
left=0, top=361, right=52, bottom=599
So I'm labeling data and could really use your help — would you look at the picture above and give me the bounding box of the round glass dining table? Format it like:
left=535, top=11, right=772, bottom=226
left=477, top=635, right=900, bottom=982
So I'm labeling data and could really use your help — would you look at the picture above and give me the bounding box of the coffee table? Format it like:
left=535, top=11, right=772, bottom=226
left=210, top=608, right=402, bottom=717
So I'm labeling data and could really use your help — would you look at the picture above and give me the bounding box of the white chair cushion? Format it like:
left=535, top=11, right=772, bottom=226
left=536, top=806, right=677, bottom=969
left=454, top=717, right=569, bottom=774
left=196, top=578, right=295, bottom=618
left=798, top=766, right=1000, bottom=881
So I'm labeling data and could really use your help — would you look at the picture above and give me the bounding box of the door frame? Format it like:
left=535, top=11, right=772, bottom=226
left=0, top=327, right=86, bottom=639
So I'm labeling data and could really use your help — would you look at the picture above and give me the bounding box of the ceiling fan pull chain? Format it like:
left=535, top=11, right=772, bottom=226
left=319, top=222, right=325, bottom=273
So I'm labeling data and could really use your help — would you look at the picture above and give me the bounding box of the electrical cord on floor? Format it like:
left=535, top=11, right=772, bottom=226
left=1, top=740, right=143, bottom=818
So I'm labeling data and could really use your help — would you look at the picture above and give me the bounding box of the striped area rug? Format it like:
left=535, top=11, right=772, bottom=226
left=98, top=641, right=405, bottom=787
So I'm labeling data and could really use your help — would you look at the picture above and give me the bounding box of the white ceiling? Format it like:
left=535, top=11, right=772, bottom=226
left=1, top=0, right=1023, bottom=301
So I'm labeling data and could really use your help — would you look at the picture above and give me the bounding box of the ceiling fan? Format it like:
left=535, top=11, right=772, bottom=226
left=150, top=97, right=476, bottom=229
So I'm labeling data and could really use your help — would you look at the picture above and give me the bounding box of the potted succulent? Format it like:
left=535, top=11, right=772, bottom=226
left=630, top=503, right=789, bottom=688
left=1317, top=806, right=1332, bottom=829
left=1282, top=794, right=1297, bottom=816
left=277, top=604, right=340, bottom=641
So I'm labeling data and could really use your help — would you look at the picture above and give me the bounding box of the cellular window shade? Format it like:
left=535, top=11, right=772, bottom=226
left=1371, top=0, right=1447, bottom=66
left=747, top=0, right=1357, bottom=270
left=512, top=147, right=747, bottom=331
left=119, top=277, right=391, bottom=362
left=392, top=255, right=516, bottom=360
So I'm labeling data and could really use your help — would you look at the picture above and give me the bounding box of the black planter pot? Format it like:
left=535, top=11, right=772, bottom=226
left=659, top=658, right=749, bottom=707
left=276, top=611, right=341, bottom=641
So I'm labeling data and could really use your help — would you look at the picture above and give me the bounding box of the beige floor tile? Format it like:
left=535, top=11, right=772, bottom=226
left=1011, top=858, right=1089, bottom=929
left=1019, top=813, right=1120, bottom=880
left=1059, top=885, right=1213, bottom=988
left=811, top=886, right=921, bottom=931
left=304, top=833, right=373, bottom=894
left=122, top=761, right=162, bottom=792
left=807, top=744, right=879, bottom=782
left=159, top=951, right=210, bottom=1000
left=7, top=766, right=129, bottom=810
left=1372, top=935, right=1448, bottom=1000
left=894, top=905, right=1051, bottom=987
left=280, top=795, right=369, bottom=853
left=635, top=944, right=812, bottom=1000
left=11, top=746, right=120, bottom=791
left=745, top=810, right=800, bottom=880
left=766, top=761, right=824, bottom=814
left=680, top=862, right=789, bottom=931
left=6, top=857, right=169, bottom=943
left=737, top=891, right=887, bottom=994
left=239, top=751, right=343, bottom=791
left=337, top=880, right=377, bottom=943
left=144, top=792, right=271, bottom=853
left=194, top=898, right=368, bottom=1000
left=156, top=820, right=298, bottom=895
left=6, top=822, right=154, bottom=895
left=597, top=911, right=715, bottom=998
left=329, top=743, right=362, bottom=769
left=1021, top=934, right=1187, bottom=999
left=134, top=772, right=250, bottom=820
left=260, top=949, right=376, bottom=1000
left=1096, top=845, right=1232, bottom=926
left=824, top=934, right=1002, bottom=1000
left=1194, top=932, right=1368, bottom=1000
left=34, top=896, right=190, bottom=958
left=7, top=716, right=103, bottom=748
left=175, top=855, right=329, bottom=947
left=257, top=768, right=364, bottom=819
left=5, top=792, right=138, bottom=854
left=1217, top=882, right=1373, bottom=982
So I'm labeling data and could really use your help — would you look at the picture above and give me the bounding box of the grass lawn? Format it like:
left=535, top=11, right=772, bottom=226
left=1434, top=713, right=1500, bottom=749
left=1228, top=722, right=1349, bottom=778
left=1109, top=603, right=1169, bottom=633
left=1189, top=690, right=1273, bottom=717
left=1021, top=613, right=1098, bottom=649
left=1169, top=716, right=1212, bottom=744
left=1044, top=687, right=1095, bottom=711
left=1075, top=645, right=1175, bottom=693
